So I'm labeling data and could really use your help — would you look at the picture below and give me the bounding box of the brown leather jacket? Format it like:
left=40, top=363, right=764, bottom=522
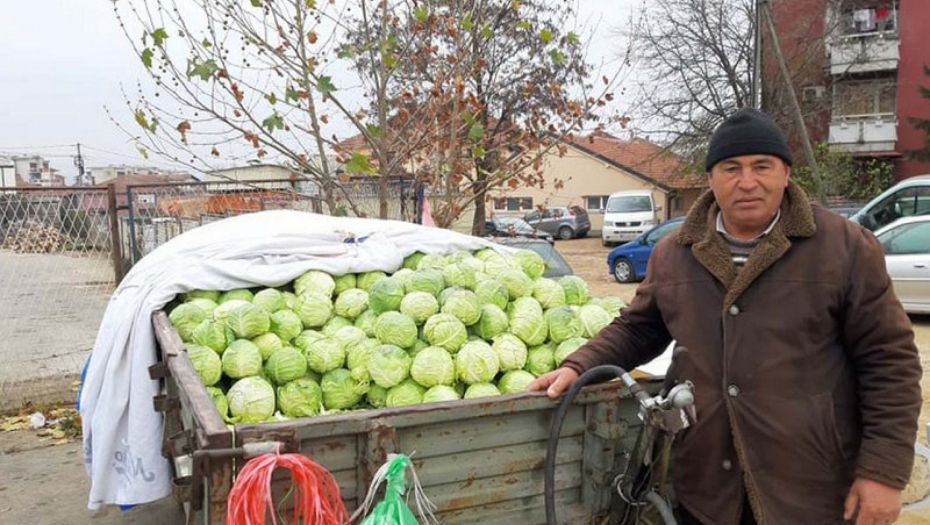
left=562, top=183, right=922, bottom=524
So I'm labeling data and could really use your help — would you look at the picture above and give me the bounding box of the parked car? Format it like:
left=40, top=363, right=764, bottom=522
left=601, top=190, right=663, bottom=246
left=825, top=202, right=867, bottom=218
left=493, top=236, right=574, bottom=278
left=849, top=174, right=930, bottom=231
left=606, top=217, right=685, bottom=283
left=523, top=205, right=591, bottom=240
left=485, top=216, right=554, bottom=243
left=874, top=215, right=930, bottom=314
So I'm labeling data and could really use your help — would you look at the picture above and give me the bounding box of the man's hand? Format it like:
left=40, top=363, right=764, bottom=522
left=526, top=367, right=579, bottom=399
left=844, top=477, right=902, bottom=525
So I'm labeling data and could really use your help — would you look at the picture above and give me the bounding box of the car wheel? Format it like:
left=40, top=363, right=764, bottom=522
left=613, top=258, right=636, bottom=283
left=558, top=226, right=574, bottom=240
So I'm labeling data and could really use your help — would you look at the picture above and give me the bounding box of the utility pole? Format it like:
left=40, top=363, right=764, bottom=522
left=751, top=0, right=763, bottom=109
left=74, top=143, right=86, bottom=186
left=759, top=0, right=826, bottom=202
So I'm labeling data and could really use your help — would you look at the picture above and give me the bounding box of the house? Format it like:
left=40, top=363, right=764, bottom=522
left=86, top=165, right=180, bottom=185
left=205, top=164, right=310, bottom=192
left=763, top=0, right=930, bottom=180
left=11, top=155, right=64, bottom=187
left=490, top=133, right=705, bottom=232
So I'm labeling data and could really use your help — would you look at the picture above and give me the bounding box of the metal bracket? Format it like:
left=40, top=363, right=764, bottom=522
left=148, top=361, right=169, bottom=380
left=153, top=394, right=181, bottom=413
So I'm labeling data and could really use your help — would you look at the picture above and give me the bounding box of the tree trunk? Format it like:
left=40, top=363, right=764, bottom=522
left=471, top=163, right=489, bottom=236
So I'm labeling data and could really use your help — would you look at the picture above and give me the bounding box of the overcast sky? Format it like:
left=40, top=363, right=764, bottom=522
left=0, top=0, right=636, bottom=180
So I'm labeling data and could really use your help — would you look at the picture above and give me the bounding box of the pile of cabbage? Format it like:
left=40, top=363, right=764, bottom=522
left=168, top=248, right=626, bottom=423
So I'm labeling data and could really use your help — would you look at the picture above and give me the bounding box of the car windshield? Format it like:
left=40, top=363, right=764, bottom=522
left=606, top=195, right=652, bottom=213
left=498, top=217, right=536, bottom=234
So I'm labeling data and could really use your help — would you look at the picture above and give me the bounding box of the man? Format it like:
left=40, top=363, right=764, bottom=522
left=529, top=108, right=922, bottom=525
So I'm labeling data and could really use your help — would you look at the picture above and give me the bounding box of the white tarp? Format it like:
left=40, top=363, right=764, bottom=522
left=79, top=210, right=510, bottom=510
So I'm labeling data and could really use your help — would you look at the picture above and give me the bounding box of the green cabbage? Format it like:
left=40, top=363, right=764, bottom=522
left=508, top=297, right=547, bottom=346
left=438, top=286, right=463, bottom=306
left=474, top=279, right=509, bottom=310
left=212, top=299, right=249, bottom=324
left=407, top=268, right=445, bottom=297
left=294, top=292, right=333, bottom=328
left=354, top=310, right=378, bottom=337
left=346, top=338, right=381, bottom=383
left=322, top=315, right=353, bottom=336
left=403, top=252, right=426, bottom=270
left=186, top=298, right=218, bottom=317
left=416, top=254, right=447, bottom=269
left=221, top=340, right=263, bottom=378
left=357, top=270, right=388, bottom=291
left=270, top=310, right=303, bottom=343
left=492, top=334, right=528, bottom=372
left=499, top=268, right=533, bottom=298
left=512, top=249, right=546, bottom=280
left=219, top=289, right=254, bottom=303
left=225, top=303, right=271, bottom=339
left=367, top=384, right=389, bottom=408
left=546, top=306, right=584, bottom=343
left=460, top=257, right=485, bottom=275
left=252, top=332, right=284, bottom=360
left=400, top=292, right=440, bottom=324
left=294, top=270, right=336, bottom=298
left=191, top=320, right=231, bottom=354
left=555, top=337, right=588, bottom=364
left=320, top=369, right=366, bottom=410
left=498, top=370, right=536, bottom=393
left=368, top=344, right=412, bottom=388
left=455, top=340, right=500, bottom=384
left=441, top=290, right=482, bottom=326
left=464, top=383, right=501, bottom=399
left=374, top=311, right=418, bottom=349
left=332, top=326, right=367, bottom=350
left=409, top=338, right=430, bottom=357
left=482, top=254, right=511, bottom=277
left=184, top=290, right=221, bottom=303
left=369, top=277, right=406, bottom=314
left=410, top=346, right=455, bottom=387
left=292, top=330, right=326, bottom=352
left=422, top=385, right=461, bottom=403
left=187, top=345, right=222, bottom=386
left=205, top=386, right=230, bottom=421
left=579, top=304, right=612, bottom=338
left=423, top=313, right=468, bottom=352
left=386, top=379, right=426, bottom=407
left=283, top=291, right=299, bottom=310
left=333, top=274, right=357, bottom=295
left=227, top=376, right=276, bottom=423
left=276, top=378, right=323, bottom=418
left=559, top=276, right=590, bottom=306
left=264, top=346, right=308, bottom=385
left=333, top=288, right=369, bottom=319
left=304, top=337, right=346, bottom=374
left=533, top=278, right=566, bottom=309
left=526, top=344, right=556, bottom=376
left=474, top=248, right=498, bottom=261
left=599, top=296, right=627, bottom=317
left=253, top=288, right=285, bottom=313
left=475, top=304, right=509, bottom=340
left=391, top=268, right=415, bottom=292
left=443, top=263, right=477, bottom=290
left=169, top=303, right=207, bottom=341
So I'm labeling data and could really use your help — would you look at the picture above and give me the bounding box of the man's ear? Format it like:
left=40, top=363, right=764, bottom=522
left=785, top=163, right=791, bottom=186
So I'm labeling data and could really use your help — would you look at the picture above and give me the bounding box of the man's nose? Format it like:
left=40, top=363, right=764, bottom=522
left=735, top=168, right=760, bottom=188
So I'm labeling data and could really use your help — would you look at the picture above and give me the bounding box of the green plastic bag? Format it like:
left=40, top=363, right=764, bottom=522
left=354, top=454, right=437, bottom=525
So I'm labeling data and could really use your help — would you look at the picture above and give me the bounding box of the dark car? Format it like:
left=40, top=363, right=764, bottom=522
left=524, top=205, right=591, bottom=240
left=485, top=216, right=554, bottom=243
left=492, top=237, right=574, bottom=278
left=607, top=217, right=685, bottom=283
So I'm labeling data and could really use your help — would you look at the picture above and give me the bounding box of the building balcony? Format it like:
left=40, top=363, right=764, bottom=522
left=828, top=116, right=897, bottom=154
left=829, top=33, right=899, bottom=75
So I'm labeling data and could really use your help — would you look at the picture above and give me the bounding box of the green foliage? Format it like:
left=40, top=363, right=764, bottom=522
left=792, top=142, right=893, bottom=202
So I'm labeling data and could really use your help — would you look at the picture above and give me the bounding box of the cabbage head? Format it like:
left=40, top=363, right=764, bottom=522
left=369, top=278, right=406, bottom=314
left=423, top=314, right=468, bottom=353
left=482, top=254, right=511, bottom=277
left=253, top=288, right=285, bottom=313
left=555, top=337, right=588, bottom=364
left=422, top=385, right=461, bottom=403
left=252, top=333, right=284, bottom=360
left=599, top=296, right=627, bottom=317
left=546, top=306, right=584, bottom=343
left=222, top=340, right=263, bottom=378
left=185, top=289, right=220, bottom=303
left=225, top=303, right=271, bottom=339
left=526, top=344, right=556, bottom=376
left=386, top=379, right=426, bottom=407
left=354, top=309, right=378, bottom=337
left=294, top=292, right=334, bottom=328
left=512, top=249, right=547, bottom=280
left=367, top=384, right=388, bottom=408
left=455, top=341, right=500, bottom=384
left=264, top=346, right=308, bottom=385
left=186, top=298, right=218, bottom=317
left=508, top=297, right=547, bottom=346
left=391, top=269, right=415, bottom=292
left=357, top=270, right=388, bottom=291
left=332, top=326, right=367, bottom=350
left=283, top=291, right=299, bottom=310
left=499, top=370, right=536, bottom=393
left=464, top=383, right=501, bottom=399
left=475, top=304, right=509, bottom=340
left=346, top=338, right=381, bottom=382
left=187, top=345, right=222, bottom=386
left=474, top=279, right=509, bottom=310
left=579, top=304, right=612, bottom=338
left=294, top=270, right=336, bottom=298
left=270, top=310, right=303, bottom=343
left=559, top=276, right=590, bottom=306
left=170, top=303, right=207, bottom=341
left=461, top=257, right=485, bottom=275
left=474, top=248, right=498, bottom=261
left=304, top=337, right=346, bottom=374
left=438, top=286, right=463, bottom=306
left=492, top=334, right=528, bottom=371
left=409, top=339, right=430, bottom=357
left=400, top=292, right=440, bottom=324
left=374, top=311, right=418, bottom=348
left=407, top=268, right=445, bottom=297
left=499, top=268, right=533, bottom=299
left=320, top=369, right=366, bottom=410
left=212, top=300, right=249, bottom=324
left=443, top=263, right=476, bottom=290
left=410, top=346, right=455, bottom=387
left=333, top=273, right=357, bottom=295
left=219, top=289, right=254, bottom=304
left=191, top=320, right=231, bottom=354
left=227, top=376, right=276, bottom=423
left=322, top=315, right=353, bottom=336
left=205, top=386, right=230, bottom=421
left=276, top=378, right=323, bottom=418
left=367, top=344, right=412, bottom=388
left=403, top=251, right=426, bottom=270
left=292, top=330, right=326, bottom=352
left=533, top=278, right=566, bottom=309
left=441, top=290, right=482, bottom=326
left=416, top=254, right=447, bottom=269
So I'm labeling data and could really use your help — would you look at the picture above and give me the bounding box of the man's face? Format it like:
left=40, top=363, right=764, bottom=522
left=708, top=154, right=790, bottom=238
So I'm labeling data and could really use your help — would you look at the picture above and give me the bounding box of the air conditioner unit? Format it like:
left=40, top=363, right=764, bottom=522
left=803, top=86, right=826, bottom=102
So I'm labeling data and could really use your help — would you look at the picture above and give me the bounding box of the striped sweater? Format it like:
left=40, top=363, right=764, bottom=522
left=715, top=210, right=781, bottom=268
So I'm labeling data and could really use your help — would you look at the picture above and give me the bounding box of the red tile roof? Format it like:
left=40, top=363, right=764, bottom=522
left=570, top=133, right=704, bottom=190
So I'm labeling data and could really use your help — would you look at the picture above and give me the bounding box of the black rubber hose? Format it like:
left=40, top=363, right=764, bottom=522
left=545, top=365, right=630, bottom=525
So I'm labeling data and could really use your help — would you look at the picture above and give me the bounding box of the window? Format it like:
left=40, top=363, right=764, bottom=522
left=493, top=197, right=533, bottom=211
left=878, top=222, right=930, bottom=255
left=839, top=4, right=897, bottom=35
left=864, top=187, right=930, bottom=230
left=833, top=79, right=896, bottom=117
left=606, top=195, right=653, bottom=213
left=585, top=195, right=609, bottom=211
left=644, top=220, right=683, bottom=245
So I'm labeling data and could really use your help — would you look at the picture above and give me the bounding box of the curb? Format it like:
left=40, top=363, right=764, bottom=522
left=0, top=374, right=80, bottom=415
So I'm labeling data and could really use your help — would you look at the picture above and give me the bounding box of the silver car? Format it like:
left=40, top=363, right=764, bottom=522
left=875, top=215, right=930, bottom=314
left=523, top=205, right=591, bottom=240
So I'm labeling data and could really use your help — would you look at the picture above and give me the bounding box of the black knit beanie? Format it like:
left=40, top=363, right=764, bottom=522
left=705, top=108, right=793, bottom=172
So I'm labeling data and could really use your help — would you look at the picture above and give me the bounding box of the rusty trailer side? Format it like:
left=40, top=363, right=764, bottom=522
left=152, top=311, right=650, bottom=525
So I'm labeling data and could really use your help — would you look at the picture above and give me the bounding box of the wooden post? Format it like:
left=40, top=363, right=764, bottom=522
left=107, top=183, right=124, bottom=285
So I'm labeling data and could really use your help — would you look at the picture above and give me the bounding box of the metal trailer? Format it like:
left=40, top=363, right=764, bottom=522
left=151, top=311, right=657, bottom=525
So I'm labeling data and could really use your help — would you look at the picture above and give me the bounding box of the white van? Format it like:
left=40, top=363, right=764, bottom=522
left=849, top=174, right=930, bottom=231
left=601, top=190, right=662, bottom=246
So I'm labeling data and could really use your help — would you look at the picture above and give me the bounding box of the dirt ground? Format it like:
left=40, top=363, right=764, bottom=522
left=557, top=236, right=930, bottom=522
